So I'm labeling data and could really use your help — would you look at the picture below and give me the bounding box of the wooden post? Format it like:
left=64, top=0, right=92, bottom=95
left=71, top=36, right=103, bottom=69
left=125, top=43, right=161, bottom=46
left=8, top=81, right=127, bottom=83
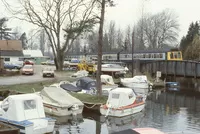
left=131, top=31, right=134, bottom=77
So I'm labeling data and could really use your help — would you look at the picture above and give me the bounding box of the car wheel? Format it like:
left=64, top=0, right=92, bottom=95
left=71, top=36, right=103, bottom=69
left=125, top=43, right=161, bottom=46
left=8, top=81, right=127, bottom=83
left=52, top=74, right=54, bottom=77
left=43, top=74, right=46, bottom=77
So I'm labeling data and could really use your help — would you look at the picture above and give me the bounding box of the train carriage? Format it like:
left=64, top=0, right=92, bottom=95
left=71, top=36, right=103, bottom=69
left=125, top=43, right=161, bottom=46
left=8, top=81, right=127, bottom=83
left=65, top=48, right=183, bottom=63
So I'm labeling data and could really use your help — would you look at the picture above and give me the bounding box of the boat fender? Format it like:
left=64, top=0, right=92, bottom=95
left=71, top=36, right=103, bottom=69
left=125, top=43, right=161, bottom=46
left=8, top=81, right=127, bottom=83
left=73, top=104, right=79, bottom=110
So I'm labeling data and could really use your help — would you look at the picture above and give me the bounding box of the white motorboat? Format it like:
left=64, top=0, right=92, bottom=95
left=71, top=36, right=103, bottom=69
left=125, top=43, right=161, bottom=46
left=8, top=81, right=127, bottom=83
left=0, top=94, right=55, bottom=134
left=101, top=74, right=118, bottom=88
left=100, top=88, right=145, bottom=117
left=36, top=86, right=84, bottom=116
left=98, top=64, right=127, bottom=77
left=71, top=70, right=89, bottom=78
left=120, top=75, right=153, bottom=89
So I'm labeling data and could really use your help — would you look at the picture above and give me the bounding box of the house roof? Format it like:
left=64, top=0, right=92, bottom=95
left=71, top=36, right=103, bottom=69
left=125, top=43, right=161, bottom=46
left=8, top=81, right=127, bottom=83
left=0, top=50, right=24, bottom=57
left=0, top=40, right=22, bottom=51
left=23, top=50, right=43, bottom=57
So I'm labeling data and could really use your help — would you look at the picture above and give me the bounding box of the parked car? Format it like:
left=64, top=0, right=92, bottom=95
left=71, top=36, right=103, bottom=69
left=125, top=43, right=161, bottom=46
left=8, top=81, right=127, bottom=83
left=4, top=63, right=22, bottom=70
left=23, top=60, right=34, bottom=65
left=41, top=60, right=54, bottom=65
left=42, top=67, right=54, bottom=77
left=21, top=65, right=34, bottom=75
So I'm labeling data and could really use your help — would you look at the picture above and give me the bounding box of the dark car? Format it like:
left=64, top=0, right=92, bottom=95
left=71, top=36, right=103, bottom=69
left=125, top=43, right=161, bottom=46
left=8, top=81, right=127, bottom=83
left=4, top=63, right=22, bottom=70
left=76, top=77, right=97, bottom=95
left=23, top=60, right=34, bottom=65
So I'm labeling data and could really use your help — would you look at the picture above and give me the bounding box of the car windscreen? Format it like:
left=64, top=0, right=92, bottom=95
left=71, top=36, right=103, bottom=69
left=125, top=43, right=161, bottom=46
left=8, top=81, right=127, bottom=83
left=23, top=66, right=32, bottom=69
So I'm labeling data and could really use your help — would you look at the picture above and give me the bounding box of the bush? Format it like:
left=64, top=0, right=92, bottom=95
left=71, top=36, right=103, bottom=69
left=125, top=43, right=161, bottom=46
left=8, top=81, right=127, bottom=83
left=0, top=69, right=20, bottom=76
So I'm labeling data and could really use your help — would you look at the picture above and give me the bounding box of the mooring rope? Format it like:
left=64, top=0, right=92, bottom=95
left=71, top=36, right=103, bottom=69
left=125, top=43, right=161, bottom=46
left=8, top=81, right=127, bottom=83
left=84, top=103, right=99, bottom=109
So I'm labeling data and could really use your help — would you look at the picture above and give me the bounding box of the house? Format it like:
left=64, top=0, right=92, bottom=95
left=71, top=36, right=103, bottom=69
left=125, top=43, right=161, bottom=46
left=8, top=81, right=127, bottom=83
left=0, top=40, right=24, bottom=67
left=23, top=50, right=48, bottom=64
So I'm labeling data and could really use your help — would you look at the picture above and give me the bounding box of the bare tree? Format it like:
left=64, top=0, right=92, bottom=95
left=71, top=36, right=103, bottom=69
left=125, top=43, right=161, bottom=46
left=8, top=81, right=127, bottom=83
left=103, top=33, right=109, bottom=52
left=27, top=29, right=39, bottom=50
left=87, top=31, right=98, bottom=53
left=135, top=19, right=146, bottom=50
left=124, top=25, right=132, bottom=52
left=12, top=26, right=23, bottom=40
left=2, top=0, right=97, bottom=70
left=39, top=29, right=46, bottom=55
left=96, top=0, right=115, bottom=96
left=142, top=9, right=179, bottom=49
left=108, top=20, right=116, bottom=50
left=116, top=28, right=124, bottom=50
left=19, top=32, right=28, bottom=49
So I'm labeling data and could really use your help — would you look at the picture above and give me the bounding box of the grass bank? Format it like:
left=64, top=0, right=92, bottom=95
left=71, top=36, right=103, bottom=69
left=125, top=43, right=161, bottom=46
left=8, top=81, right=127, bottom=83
left=0, top=78, right=107, bottom=104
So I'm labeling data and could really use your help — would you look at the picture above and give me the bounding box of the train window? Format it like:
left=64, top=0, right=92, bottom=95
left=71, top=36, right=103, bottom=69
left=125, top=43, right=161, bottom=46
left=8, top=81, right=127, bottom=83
left=160, top=54, right=163, bottom=58
left=178, top=52, right=181, bottom=58
left=154, top=54, right=156, bottom=58
left=170, top=53, right=174, bottom=59
left=174, top=53, right=177, bottom=58
left=151, top=54, right=153, bottom=58
left=143, top=54, right=145, bottom=58
left=156, top=54, right=160, bottom=58
left=148, top=54, right=151, bottom=58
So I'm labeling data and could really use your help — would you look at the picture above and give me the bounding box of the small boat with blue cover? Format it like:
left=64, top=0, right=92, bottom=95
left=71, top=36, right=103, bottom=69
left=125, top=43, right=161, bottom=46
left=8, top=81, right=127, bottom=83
left=165, top=82, right=180, bottom=91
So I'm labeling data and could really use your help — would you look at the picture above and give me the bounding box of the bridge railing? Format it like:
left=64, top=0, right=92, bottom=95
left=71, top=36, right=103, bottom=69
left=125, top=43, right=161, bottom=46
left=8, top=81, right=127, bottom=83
left=140, top=60, right=200, bottom=78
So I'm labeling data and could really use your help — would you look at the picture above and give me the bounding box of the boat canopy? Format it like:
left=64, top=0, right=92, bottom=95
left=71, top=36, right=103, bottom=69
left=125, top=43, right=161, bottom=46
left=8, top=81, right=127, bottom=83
left=122, top=75, right=148, bottom=83
left=101, top=75, right=115, bottom=85
left=0, top=94, right=45, bottom=122
left=40, top=87, right=83, bottom=107
left=107, top=88, right=136, bottom=108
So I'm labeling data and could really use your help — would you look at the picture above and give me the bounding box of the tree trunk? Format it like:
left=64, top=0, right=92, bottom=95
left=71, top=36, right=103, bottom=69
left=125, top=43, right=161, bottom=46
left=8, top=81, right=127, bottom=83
left=56, top=50, right=64, bottom=71
left=96, top=0, right=106, bottom=97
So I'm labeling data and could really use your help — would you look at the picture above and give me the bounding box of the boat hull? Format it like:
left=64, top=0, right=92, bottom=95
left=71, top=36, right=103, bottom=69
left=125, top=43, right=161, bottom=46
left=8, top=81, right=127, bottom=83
left=121, top=81, right=149, bottom=89
left=43, top=103, right=84, bottom=116
left=100, top=103, right=145, bottom=117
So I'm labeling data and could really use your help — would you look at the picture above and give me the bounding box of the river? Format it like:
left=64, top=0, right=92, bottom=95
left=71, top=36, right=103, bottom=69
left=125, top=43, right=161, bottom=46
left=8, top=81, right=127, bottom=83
left=51, top=80, right=200, bottom=134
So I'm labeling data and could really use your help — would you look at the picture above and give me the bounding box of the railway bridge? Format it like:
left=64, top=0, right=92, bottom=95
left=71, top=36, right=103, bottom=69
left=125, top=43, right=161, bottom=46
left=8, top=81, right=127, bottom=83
left=125, top=60, right=200, bottom=78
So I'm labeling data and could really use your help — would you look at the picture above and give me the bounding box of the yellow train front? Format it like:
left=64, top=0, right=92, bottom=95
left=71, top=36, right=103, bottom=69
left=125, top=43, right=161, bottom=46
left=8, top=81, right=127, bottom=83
left=166, top=50, right=183, bottom=61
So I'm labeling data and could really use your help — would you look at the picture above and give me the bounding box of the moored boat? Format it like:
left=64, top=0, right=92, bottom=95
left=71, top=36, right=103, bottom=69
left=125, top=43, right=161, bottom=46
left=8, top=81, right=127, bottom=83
left=120, top=75, right=153, bottom=89
left=36, top=86, right=84, bottom=116
left=0, top=94, right=55, bottom=134
left=100, top=88, right=145, bottom=117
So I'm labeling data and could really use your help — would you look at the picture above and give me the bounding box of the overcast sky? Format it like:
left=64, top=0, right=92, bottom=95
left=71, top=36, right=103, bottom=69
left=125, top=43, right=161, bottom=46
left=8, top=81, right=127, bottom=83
left=1, top=0, right=200, bottom=41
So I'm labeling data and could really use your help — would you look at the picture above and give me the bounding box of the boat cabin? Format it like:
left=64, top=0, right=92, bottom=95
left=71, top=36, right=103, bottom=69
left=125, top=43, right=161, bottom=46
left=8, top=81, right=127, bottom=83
left=0, top=94, right=45, bottom=121
left=106, top=88, right=137, bottom=108
left=101, top=75, right=115, bottom=85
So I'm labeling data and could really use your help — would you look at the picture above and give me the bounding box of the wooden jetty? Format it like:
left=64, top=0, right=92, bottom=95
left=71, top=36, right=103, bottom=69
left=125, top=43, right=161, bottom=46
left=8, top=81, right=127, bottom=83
left=0, top=122, right=19, bottom=134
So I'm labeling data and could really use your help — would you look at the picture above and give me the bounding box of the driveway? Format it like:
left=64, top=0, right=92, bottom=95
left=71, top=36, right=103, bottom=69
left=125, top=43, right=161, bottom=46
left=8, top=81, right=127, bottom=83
left=0, top=65, right=59, bottom=85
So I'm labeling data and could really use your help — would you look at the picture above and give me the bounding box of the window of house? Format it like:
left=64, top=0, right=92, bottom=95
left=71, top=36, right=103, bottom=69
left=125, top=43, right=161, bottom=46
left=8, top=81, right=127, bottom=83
left=4, top=58, right=10, bottom=61
left=19, top=58, right=24, bottom=61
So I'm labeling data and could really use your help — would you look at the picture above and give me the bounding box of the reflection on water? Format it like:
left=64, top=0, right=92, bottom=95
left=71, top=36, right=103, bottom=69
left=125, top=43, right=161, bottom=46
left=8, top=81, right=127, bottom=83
left=51, top=89, right=200, bottom=134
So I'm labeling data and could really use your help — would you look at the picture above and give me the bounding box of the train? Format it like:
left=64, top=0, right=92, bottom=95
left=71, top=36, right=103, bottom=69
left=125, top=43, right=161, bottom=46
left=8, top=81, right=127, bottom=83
left=65, top=48, right=183, bottom=63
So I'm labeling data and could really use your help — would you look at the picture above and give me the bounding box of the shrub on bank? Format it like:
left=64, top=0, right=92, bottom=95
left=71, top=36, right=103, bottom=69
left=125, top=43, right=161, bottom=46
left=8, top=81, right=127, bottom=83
left=0, top=69, right=20, bottom=76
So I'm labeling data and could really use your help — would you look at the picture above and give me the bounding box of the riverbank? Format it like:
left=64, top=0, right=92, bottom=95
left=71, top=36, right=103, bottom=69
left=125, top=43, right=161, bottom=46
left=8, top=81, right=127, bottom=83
left=0, top=77, right=107, bottom=105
